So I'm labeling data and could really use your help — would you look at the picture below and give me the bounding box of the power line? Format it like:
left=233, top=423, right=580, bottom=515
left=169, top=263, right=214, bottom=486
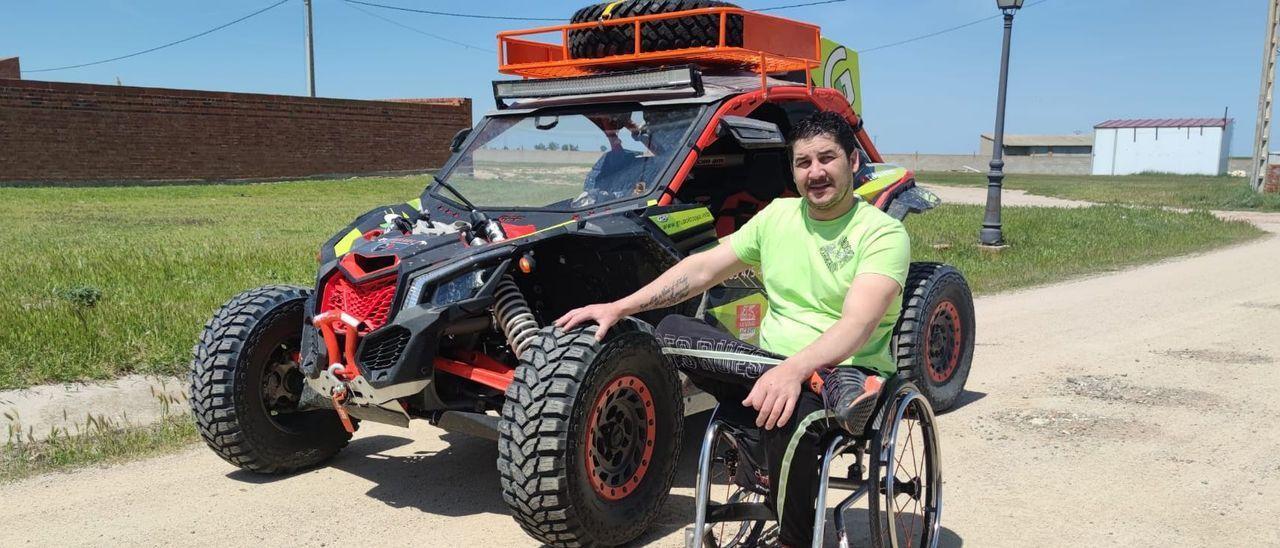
left=23, top=0, right=293, bottom=73
left=859, top=0, right=1051, bottom=54
left=343, top=0, right=850, bottom=23
left=758, top=0, right=847, bottom=11
left=344, top=1, right=495, bottom=52
left=342, top=0, right=562, bottom=22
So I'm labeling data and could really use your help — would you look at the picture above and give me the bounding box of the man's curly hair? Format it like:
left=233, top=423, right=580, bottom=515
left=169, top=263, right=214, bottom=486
left=787, top=111, right=859, bottom=157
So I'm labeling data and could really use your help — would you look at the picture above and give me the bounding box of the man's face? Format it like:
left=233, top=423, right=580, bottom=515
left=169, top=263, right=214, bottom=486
left=791, top=134, right=855, bottom=211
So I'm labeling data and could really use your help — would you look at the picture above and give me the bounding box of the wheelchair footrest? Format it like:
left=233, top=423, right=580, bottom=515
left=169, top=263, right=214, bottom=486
left=705, top=501, right=776, bottom=523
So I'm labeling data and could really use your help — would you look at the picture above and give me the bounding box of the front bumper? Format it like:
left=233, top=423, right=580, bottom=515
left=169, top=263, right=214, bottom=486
left=300, top=301, right=449, bottom=407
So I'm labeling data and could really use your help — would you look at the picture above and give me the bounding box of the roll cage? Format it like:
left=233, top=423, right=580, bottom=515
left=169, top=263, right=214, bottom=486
left=430, top=79, right=885, bottom=237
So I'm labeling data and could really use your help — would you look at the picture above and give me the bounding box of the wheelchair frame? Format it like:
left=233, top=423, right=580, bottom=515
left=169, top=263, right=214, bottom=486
left=688, top=377, right=942, bottom=548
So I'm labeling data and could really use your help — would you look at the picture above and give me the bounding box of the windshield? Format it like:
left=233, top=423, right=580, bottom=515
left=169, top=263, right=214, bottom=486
left=436, top=105, right=702, bottom=210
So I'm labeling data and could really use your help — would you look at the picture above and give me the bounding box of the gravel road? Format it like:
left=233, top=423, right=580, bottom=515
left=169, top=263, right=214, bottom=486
left=4, top=206, right=1278, bottom=547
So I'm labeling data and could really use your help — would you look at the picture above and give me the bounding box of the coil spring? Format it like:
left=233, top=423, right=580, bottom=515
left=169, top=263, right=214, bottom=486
left=493, top=274, right=540, bottom=357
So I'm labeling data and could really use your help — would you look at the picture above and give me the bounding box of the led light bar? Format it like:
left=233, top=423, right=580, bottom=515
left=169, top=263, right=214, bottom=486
left=492, top=66, right=703, bottom=108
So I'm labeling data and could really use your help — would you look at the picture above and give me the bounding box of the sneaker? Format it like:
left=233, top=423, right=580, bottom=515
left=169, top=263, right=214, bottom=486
left=820, top=367, right=884, bottom=434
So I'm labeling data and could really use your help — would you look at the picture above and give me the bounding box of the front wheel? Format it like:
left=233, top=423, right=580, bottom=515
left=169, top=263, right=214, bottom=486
left=189, top=285, right=352, bottom=474
left=892, top=263, right=975, bottom=412
left=498, top=323, right=683, bottom=547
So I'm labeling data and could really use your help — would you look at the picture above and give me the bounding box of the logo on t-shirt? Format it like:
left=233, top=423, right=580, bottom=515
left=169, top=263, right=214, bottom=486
left=819, top=237, right=856, bottom=271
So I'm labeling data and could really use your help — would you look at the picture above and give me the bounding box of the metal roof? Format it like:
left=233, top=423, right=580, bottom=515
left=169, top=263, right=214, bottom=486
left=1094, top=118, right=1234, bottom=129
left=980, top=134, right=1093, bottom=147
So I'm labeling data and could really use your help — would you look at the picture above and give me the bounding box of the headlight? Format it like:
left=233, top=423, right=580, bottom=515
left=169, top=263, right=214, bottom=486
left=431, top=270, right=489, bottom=306
left=405, top=267, right=496, bottom=308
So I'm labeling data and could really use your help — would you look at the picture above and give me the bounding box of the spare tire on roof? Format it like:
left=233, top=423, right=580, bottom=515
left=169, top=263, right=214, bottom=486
left=568, top=0, right=744, bottom=59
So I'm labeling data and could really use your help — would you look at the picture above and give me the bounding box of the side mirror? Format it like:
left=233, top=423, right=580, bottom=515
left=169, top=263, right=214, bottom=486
left=719, top=115, right=785, bottom=149
left=450, top=127, right=472, bottom=153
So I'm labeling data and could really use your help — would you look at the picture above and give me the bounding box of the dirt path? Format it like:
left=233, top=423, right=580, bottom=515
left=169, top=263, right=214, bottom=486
left=1, top=375, right=185, bottom=442
left=5, top=214, right=1280, bottom=547
left=921, top=184, right=1094, bottom=209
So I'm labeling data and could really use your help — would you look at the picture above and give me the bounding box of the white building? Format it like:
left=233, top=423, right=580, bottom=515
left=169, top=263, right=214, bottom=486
left=1091, top=118, right=1233, bottom=176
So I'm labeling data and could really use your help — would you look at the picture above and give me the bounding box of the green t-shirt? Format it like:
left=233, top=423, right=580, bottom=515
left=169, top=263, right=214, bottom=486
left=729, top=197, right=910, bottom=376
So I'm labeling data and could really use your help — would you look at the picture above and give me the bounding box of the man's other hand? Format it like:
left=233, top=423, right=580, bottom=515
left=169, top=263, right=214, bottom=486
left=554, top=302, right=625, bottom=341
left=742, top=361, right=809, bottom=430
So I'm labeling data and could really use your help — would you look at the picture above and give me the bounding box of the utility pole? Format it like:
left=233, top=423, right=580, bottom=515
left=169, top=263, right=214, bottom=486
left=1250, top=0, right=1279, bottom=192
left=304, top=0, right=316, bottom=97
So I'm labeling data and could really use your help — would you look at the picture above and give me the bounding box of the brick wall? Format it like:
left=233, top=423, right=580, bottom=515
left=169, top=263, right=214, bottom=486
left=0, top=57, right=18, bottom=80
left=0, top=78, right=471, bottom=184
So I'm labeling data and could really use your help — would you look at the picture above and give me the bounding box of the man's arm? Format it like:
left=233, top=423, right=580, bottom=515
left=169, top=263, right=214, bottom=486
left=743, top=273, right=902, bottom=429
left=555, top=239, right=751, bottom=340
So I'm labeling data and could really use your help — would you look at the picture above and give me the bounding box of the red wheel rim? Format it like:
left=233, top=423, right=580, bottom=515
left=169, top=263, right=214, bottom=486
left=584, top=375, right=656, bottom=501
left=922, top=300, right=962, bottom=383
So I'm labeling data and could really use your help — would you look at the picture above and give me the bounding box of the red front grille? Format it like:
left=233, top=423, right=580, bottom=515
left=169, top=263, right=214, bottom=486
left=320, top=274, right=398, bottom=332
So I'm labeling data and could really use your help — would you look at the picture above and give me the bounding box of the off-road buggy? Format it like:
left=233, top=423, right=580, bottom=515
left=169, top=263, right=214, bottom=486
left=189, top=3, right=974, bottom=546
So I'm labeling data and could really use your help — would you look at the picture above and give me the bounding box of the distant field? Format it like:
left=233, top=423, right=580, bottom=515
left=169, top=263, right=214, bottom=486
left=919, top=172, right=1280, bottom=211
left=0, top=177, right=1263, bottom=388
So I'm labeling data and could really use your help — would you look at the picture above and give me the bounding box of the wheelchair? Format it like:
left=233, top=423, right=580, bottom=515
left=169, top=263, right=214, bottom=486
left=686, top=376, right=942, bottom=548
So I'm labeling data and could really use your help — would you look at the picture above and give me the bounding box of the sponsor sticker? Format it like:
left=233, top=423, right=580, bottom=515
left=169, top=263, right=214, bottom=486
left=736, top=304, right=761, bottom=329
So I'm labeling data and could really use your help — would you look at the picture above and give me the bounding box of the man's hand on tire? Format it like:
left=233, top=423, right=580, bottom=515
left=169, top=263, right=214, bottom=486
left=742, top=361, right=810, bottom=430
left=555, top=302, right=626, bottom=341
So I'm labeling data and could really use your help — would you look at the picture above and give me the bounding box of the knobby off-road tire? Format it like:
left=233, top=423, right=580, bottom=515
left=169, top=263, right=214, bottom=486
left=190, top=285, right=351, bottom=474
left=892, top=263, right=975, bottom=412
left=498, top=323, right=684, bottom=547
left=568, top=0, right=744, bottom=60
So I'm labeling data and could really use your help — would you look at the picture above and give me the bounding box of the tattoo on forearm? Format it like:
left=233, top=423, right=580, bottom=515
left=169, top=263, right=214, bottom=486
left=643, top=275, right=691, bottom=310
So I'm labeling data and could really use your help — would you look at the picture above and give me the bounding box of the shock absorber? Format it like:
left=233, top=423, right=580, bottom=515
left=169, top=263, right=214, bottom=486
left=493, top=274, right=540, bottom=357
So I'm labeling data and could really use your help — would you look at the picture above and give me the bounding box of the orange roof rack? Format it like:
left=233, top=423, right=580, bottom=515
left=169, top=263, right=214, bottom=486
left=497, top=7, right=821, bottom=82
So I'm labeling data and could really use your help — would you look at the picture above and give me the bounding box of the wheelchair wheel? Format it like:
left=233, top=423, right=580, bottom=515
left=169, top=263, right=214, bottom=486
left=868, top=383, right=942, bottom=548
left=688, top=421, right=773, bottom=548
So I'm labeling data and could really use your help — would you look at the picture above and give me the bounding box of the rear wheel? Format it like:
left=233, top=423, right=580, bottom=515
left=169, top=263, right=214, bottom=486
left=568, top=0, right=744, bottom=59
left=691, top=425, right=771, bottom=548
left=498, top=323, right=683, bottom=547
left=892, top=263, right=975, bottom=412
left=868, top=382, right=942, bottom=548
left=189, top=285, right=351, bottom=473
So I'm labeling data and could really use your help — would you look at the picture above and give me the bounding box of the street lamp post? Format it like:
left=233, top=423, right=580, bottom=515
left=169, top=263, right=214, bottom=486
left=980, top=0, right=1024, bottom=247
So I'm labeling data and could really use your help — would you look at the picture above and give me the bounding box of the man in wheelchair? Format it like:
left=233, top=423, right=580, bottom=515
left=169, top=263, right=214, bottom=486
left=558, top=112, right=911, bottom=547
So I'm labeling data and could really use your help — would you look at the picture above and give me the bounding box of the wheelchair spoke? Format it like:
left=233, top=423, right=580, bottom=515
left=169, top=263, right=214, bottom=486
left=906, top=417, right=919, bottom=484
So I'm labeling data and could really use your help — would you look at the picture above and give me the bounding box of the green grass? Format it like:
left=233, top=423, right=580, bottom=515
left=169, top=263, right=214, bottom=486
left=1, top=413, right=197, bottom=482
left=907, top=204, right=1262, bottom=294
left=0, top=177, right=1265, bottom=388
left=919, top=172, right=1280, bottom=211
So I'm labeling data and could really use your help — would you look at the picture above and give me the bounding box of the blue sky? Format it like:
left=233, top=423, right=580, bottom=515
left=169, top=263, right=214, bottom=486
left=1, top=0, right=1268, bottom=155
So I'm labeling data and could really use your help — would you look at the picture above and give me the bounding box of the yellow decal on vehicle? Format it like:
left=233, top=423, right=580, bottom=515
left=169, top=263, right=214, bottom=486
left=503, top=220, right=577, bottom=243
left=855, top=166, right=907, bottom=201
left=708, top=293, right=769, bottom=346
left=407, top=198, right=422, bottom=210
left=333, top=228, right=362, bottom=256
left=811, top=37, right=863, bottom=116
left=647, top=207, right=713, bottom=235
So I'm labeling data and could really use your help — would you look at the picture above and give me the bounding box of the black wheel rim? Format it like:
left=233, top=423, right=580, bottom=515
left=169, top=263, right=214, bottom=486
left=586, top=375, right=656, bottom=500
left=256, top=337, right=307, bottom=432
left=924, top=300, right=962, bottom=384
